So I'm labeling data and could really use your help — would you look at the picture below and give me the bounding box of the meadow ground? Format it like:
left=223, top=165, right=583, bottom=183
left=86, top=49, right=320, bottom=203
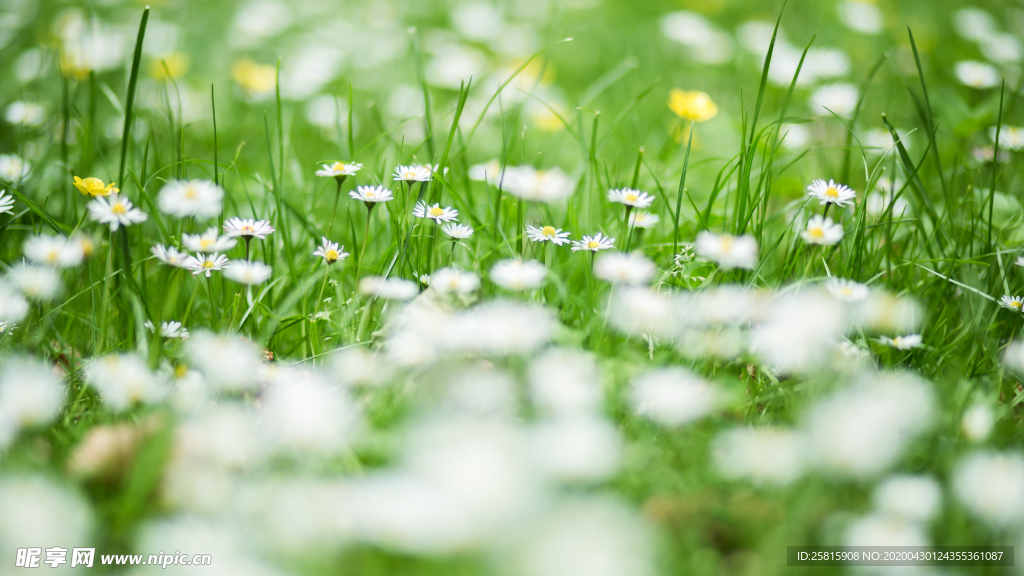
left=0, top=0, right=1023, bottom=574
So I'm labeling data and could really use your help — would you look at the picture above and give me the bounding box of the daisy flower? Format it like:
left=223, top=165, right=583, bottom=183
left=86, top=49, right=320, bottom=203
left=607, top=188, right=656, bottom=209
left=826, top=278, right=869, bottom=302
left=807, top=179, right=856, bottom=207
left=349, top=185, right=393, bottom=204
left=23, top=235, right=83, bottom=268
left=313, top=237, right=349, bottom=265
left=158, top=179, right=224, bottom=219
left=7, top=263, right=61, bottom=301
left=151, top=245, right=190, bottom=267
left=183, top=253, right=229, bottom=277
left=1017, top=256, right=1024, bottom=267
left=878, top=334, right=923, bottom=350
left=955, top=61, right=999, bottom=89
left=73, top=176, right=118, bottom=197
left=224, top=260, right=273, bottom=285
left=183, top=227, right=237, bottom=253
left=430, top=267, right=480, bottom=296
left=502, top=166, right=576, bottom=203
left=809, top=83, right=859, bottom=117
left=316, top=161, right=362, bottom=179
left=413, top=201, right=459, bottom=222
left=87, top=194, right=148, bottom=231
left=593, top=252, right=657, bottom=285
left=145, top=320, right=190, bottom=339
left=694, top=231, right=757, bottom=269
left=0, top=155, right=29, bottom=182
left=393, top=164, right=433, bottom=182
left=526, top=225, right=572, bottom=245
left=359, top=276, right=419, bottom=300
left=629, top=212, right=660, bottom=229
left=490, top=259, right=548, bottom=291
left=442, top=222, right=474, bottom=239
left=1000, top=295, right=1024, bottom=312
left=991, top=126, right=1024, bottom=151
left=801, top=215, right=844, bottom=245
left=0, top=190, right=14, bottom=215
left=572, top=232, right=615, bottom=252
left=223, top=217, right=275, bottom=240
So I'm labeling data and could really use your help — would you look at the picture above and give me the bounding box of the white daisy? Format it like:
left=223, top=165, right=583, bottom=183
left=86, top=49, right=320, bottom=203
left=23, top=235, right=83, bottom=268
left=224, top=260, right=273, bottom=285
left=316, top=161, right=362, bottom=178
left=607, top=188, right=655, bottom=209
left=429, top=267, right=480, bottom=296
left=182, top=227, right=237, bottom=253
left=0, top=190, right=14, bottom=215
left=694, top=231, right=757, bottom=269
left=157, top=179, right=224, bottom=219
left=349, top=185, right=393, bottom=204
left=84, top=353, right=167, bottom=411
left=6, top=263, right=61, bottom=301
left=502, top=166, right=576, bottom=203
left=359, top=276, right=419, bottom=300
left=490, top=259, right=547, bottom=291
left=392, top=164, right=433, bottom=182
left=593, top=252, right=657, bottom=285
left=801, top=215, right=844, bottom=245
left=183, top=253, right=229, bottom=277
left=0, top=280, right=28, bottom=323
left=313, top=237, right=348, bottom=265
left=990, top=126, right=1024, bottom=151
left=223, top=217, right=275, bottom=240
left=526, top=225, right=572, bottom=245
left=413, top=201, right=459, bottom=222
left=4, top=101, right=45, bottom=126
left=878, top=334, right=923, bottom=350
left=145, top=320, right=190, bottom=339
left=809, top=83, right=859, bottom=117
left=151, top=245, right=190, bottom=267
left=1000, top=295, right=1024, bottom=312
left=955, top=61, right=999, bottom=89
left=826, top=278, right=869, bottom=302
left=87, top=194, right=148, bottom=231
left=629, top=212, right=660, bottom=229
left=0, top=154, right=29, bottom=182
left=807, top=179, right=856, bottom=207
left=572, top=232, right=615, bottom=252
left=442, top=222, right=474, bottom=239
left=1017, top=256, right=1024, bottom=268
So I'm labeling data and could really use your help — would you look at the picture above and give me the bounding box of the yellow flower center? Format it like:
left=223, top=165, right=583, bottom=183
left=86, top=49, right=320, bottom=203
left=825, top=187, right=839, bottom=199
left=404, top=172, right=417, bottom=179
left=201, top=260, right=214, bottom=269
left=242, top=226, right=254, bottom=234
left=587, top=240, right=599, bottom=249
left=1013, top=301, right=1022, bottom=310
left=365, top=192, right=376, bottom=199
left=200, top=239, right=213, bottom=249
left=624, top=192, right=639, bottom=203
left=840, top=287, right=854, bottom=296
left=720, top=235, right=734, bottom=252
left=46, top=250, right=59, bottom=263
left=173, top=364, right=188, bottom=378
left=808, top=226, right=825, bottom=240
left=111, top=202, right=127, bottom=215
left=325, top=249, right=338, bottom=261
left=334, top=162, right=348, bottom=171
left=429, top=207, right=445, bottom=217
left=668, top=89, right=719, bottom=122
left=541, top=226, right=556, bottom=237
left=185, top=186, right=197, bottom=199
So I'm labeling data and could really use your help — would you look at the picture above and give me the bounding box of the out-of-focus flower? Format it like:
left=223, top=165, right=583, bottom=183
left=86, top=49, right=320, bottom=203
left=152, top=245, right=190, bottom=268
left=7, top=264, right=61, bottom=301
left=149, top=52, right=190, bottom=80
left=183, top=227, right=236, bottom=253
left=0, top=281, right=29, bottom=323
left=158, top=180, right=224, bottom=219
left=223, top=217, right=274, bottom=240
left=231, top=57, right=277, bottom=99
left=630, top=367, right=720, bottom=427
left=0, top=476, right=92, bottom=568
left=962, top=404, right=995, bottom=442
left=73, top=176, right=117, bottom=197
left=185, top=331, right=266, bottom=392
left=224, top=261, right=272, bottom=285
left=712, top=426, right=806, bottom=485
left=607, top=188, right=655, bottom=209
left=844, top=514, right=929, bottom=547
left=838, top=0, right=883, bottom=35
left=490, top=259, right=547, bottom=291
left=695, top=231, right=757, bottom=269
left=953, top=8, right=995, bottom=41
left=4, top=101, right=45, bottom=126
left=825, top=278, right=869, bottom=302
left=593, top=252, right=656, bottom=285
left=668, top=89, right=718, bottom=122
left=0, top=155, right=29, bottom=182
left=955, top=61, right=999, bottom=89
left=85, top=353, right=168, bottom=411
left=442, top=223, right=474, bottom=239
left=809, top=83, right=859, bottom=117
left=502, top=166, right=576, bottom=203
left=878, top=334, right=922, bottom=350
left=953, top=451, right=1024, bottom=527
left=87, top=194, right=147, bottom=231
left=528, top=348, right=603, bottom=416
left=873, top=475, right=942, bottom=522
left=0, top=190, right=13, bottom=215
left=629, top=212, right=659, bottom=229
left=0, top=357, right=65, bottom=448
left=429, top=268, right=480, bottom=296
left=23, top=235, right=83, bottom=268
left=659, top=11, right=734, bottom=65
left=801, top=215, right=843, bottom=245
left=990, top=126, right=1024, bottom=150
left=360, top=276, right=419, bottom=300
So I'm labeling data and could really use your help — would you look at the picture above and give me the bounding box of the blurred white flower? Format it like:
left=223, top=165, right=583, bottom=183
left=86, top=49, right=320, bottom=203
left=183, top=227, right=237, bottom=253
left=429, top=267, right=480, bottom=296
left=695, top=231, right=757, bottom=269
left=712, top=426, right=806, bottom=485
left=962, top=404, right=995, bottom=442
left=631, top=367, right=719, bottom=427
left=183, top=253, right=229, bottom=278
left=528, top=348, right=603, bottom=416
left=955, top=61, right=999, bottom=89
left=0, top=357, right=64, bottom=448
left=503, top=166, right=576, bottom=203
left=7, top=263, right=61, bottom=301
left=152, top=244, right=190, bottom=268
left=981, top=33, right=1023, bottom=64
left=186, top=331, right=266, bottom=392
left=85, top=353, right=168, bottom=411
left=825, top=278, right=869, bottom=302
left=158, top=180, right=224, bottom=219
left=804, top=372, right=935, bottom=478
left=844, top=513, right=929, bottom=547
left=452, top=3, right=504, bottom=41
left=360, top=276, right=419, bottom=300
left=801, top=215, right=843, bottom=245
left=427, top=45, right=485, bottom=89
left=530, top=415, right=622, bottom=483
left=953, top=451, right=1024, bottom=528
left=629, top=211, right=659, bottom=229
left=878, top=334, right=922, bottom=350
left=0, top=280, right=29, bottom=323
left=230, top=0, right=292, bottom=47
left=779, top=123, right=811, bottom=150
left=804, top=48, right=851, bottom=80
left=0, top=476, right=92, bottom=568
left=751, top=290, right=846, bottom=373
left=809, top=83, right=859, bottom=117
left=593, top=252, right=656, bottom=285
left=23, top=234, right=82, bottom=268
left=442, top=300, right=557, bottom=356
left=953, top=8, right=995, bottom=41
left=606, top=286, right=675, bottom=339
left=262, top=369, right=360, bottom=454
left=224, top=260, right=272, bottom=285
left=491, top=259, right=547, bottom=291
left=0, top=190, right=13, bottom=215
left=607, top=188, right=655, bottom=209
left=0, top=154, right=29, bottom=182
left=873, top=475, right=942, bottom=522
left=990, top=126, right=1024, bottom=150
left=4, top=101, right=45, bottom=126
left=838, top=0, right=883, bottom=35
left=659, top=11, right=734, bottom=65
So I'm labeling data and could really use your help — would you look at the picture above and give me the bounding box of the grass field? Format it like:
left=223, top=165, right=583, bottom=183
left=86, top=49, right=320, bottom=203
left=0, top=0, right=1023, bottom=574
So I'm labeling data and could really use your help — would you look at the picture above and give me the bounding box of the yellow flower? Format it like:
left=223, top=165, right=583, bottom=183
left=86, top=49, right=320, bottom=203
left=73, top=176, right=118, bottom=197
left=668, top=89, right=719, bottom=122
left=232, top=58, right=276, bottom=97
left=150, top=52, right=191, bottom=80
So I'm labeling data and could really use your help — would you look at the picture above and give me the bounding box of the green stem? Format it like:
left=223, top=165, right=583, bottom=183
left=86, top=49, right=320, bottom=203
left=357, top=205, right=373, bottom=278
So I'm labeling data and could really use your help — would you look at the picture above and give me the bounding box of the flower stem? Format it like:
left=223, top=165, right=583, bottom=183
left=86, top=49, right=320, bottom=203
left=328, top=178, right=342, bottom=235
left=357, top=205, right=373, bottom=278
